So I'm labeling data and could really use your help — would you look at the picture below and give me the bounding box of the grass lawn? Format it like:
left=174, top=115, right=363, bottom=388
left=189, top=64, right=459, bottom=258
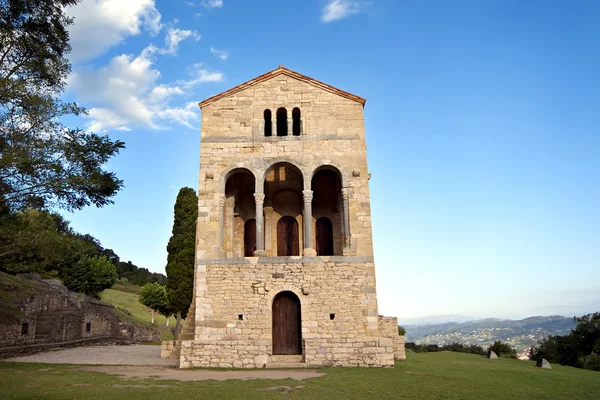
left=1, top=351, right=599, bottom=399
left=100, top=288, right=176, bottom=341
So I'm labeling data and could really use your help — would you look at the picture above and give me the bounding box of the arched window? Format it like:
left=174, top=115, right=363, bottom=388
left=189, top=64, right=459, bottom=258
left=244, top=219, right=256, bottom=256
left=264, top=109, right=272, bottom=137
left=276, top=107, right=288, bottom=136
left=277, top=216, right=299, bottom=256
left=292, top=107, right=301, bottom=136
left=316, top=217, right=333, bottom=256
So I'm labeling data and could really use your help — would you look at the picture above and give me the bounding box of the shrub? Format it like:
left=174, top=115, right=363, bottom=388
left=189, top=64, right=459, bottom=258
left=487, top=341, right=517, bottom=358
left=583, top=354, right=600, bottom=371
left=398, top=326, right=406, bottom=336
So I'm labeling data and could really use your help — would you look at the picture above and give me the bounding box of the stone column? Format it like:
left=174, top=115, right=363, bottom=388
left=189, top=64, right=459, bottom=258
left=303, top=190, right=316, bottom=256
left=217, top=193, right=225, bottom=250
left=288, top=119, right=293, bottom=136
left=341, top=188, right=351, bottom=252
left=253, top=193, right=267, bottom=257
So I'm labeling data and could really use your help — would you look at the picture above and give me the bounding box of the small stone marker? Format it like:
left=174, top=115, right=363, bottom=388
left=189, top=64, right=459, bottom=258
left=487, top=350, right=498, bottom=359
left=536, top=358, right=551, bottom=369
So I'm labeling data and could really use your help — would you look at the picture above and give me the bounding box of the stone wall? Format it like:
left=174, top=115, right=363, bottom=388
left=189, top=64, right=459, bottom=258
left=179, top=257, right=394, bottom=368
left=0, top=274, right=160, bottom=356
left=378, top=316, right=407, bottom=360
left=0, top=276, right=120, bottom=350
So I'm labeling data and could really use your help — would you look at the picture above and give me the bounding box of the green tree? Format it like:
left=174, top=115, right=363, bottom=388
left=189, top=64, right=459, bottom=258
left=571, top=313, right=600, bottom=356
left=398, top=326, right=406, bottom=336
left=165, top=187, right=197, bottom=338
left=0, top=0, right=124, bottom=211
left=488, top=341, right=517, bottom=358
left=62, top=255, right=116, bottom=298
left=139, top=282, right=168, bottom=324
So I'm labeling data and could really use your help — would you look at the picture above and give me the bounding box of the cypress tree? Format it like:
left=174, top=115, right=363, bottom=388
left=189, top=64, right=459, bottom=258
left=165, top=187, right=198, bottom=338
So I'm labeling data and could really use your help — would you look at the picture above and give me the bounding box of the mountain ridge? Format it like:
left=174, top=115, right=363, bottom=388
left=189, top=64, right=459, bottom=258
left=403, top=315, right=576, bottom=352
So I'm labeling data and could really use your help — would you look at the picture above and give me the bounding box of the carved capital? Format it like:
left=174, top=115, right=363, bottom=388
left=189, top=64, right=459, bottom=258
left=216, top=193, right=225, bottom=207
left=254, top=192, right=265, bottom=205
left=341, top=188, right=350, bottom=201
left=302, top=190, right=313, bottom=203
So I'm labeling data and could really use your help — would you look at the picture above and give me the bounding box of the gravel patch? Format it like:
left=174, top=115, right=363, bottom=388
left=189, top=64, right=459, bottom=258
left=3, top=345, right=178, bottom=366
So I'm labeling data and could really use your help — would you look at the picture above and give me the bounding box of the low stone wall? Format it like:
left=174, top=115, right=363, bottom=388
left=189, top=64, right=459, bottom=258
left=0, top=273, right=158, bottom=357
left=179, top=337, right=394, bottom=368
left=378, top=316, right=407, bottom=361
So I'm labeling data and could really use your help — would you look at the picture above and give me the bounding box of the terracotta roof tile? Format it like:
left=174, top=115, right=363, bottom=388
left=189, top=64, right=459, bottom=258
left=198, top=65, right=366, bottom=108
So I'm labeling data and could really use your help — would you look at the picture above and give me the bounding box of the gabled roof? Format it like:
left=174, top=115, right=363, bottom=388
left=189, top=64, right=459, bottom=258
left=198, top=65, right=366, bottom=108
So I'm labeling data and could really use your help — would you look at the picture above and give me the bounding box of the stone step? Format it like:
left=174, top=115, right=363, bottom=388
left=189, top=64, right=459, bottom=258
left=270, top=355, right=304, bottom=363
left=266, top=362, right=308, bottom=369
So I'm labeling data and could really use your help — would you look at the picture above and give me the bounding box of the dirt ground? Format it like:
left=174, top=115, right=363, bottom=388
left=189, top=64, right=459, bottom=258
left=3, top=345, right=326, bottom=381
left=82, top=365, right=325, bottom=381
left=3, top=345, right=178, bottom=366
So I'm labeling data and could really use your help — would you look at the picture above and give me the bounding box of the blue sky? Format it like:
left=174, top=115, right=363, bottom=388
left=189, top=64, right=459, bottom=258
left=61, top=0, right=600, bottom=319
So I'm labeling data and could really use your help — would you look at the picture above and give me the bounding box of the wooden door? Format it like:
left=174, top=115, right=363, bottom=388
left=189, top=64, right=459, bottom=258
left=316, top=217, right=334, bottom=256
left=277, top=216, right=299, bottom=256
left=244, top=219, right=256, bottom=257
left=272, top=292, right=302, bottom=355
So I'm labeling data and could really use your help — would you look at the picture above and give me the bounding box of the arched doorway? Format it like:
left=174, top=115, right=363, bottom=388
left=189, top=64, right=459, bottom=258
left=244, top=219, right=256, bottom=257
left=272, top=291, right=302, bottom=355
left=277, top=216, right=299, bottom=256
left=316, top=217, right=333, bottom=256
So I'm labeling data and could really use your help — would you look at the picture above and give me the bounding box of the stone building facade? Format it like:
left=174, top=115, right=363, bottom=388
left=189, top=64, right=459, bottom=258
left=170, top=66, right=404, bottom=368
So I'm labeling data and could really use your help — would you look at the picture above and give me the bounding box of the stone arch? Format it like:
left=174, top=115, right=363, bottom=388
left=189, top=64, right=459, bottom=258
left=260, top=159, right=305, bottom=188
left=264, top=286, right=306, bottom=310
left=219, top=165, right=260, bottom=193
left=310, top=163, right=348, bottom=188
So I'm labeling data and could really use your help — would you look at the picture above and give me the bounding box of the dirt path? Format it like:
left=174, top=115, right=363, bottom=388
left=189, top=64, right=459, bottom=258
left=82, top=365, right=326, bottom=381
left=3, top=345, right=326, bottom=381
left=3, top=345, right=178, bottom=366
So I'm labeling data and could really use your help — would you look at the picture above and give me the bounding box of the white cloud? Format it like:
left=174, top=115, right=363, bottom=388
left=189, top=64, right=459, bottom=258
left=67, top=0, right=162, bottom=62
left=201, top=0, right=223, bottom=8
left=210, top=47, right=228, bottom=60
left=68, top=46, right=223, bottom=132
left=162, top=28, right=201, bottom=55
left=321, top=0, right=362, bottom=22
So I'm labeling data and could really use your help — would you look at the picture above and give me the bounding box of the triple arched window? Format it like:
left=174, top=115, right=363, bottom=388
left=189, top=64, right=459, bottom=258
left=264, top=107, right=302, bottom=137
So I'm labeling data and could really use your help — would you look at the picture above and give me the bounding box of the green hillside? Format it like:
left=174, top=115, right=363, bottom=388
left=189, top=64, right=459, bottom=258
left=1, top=351, right=599, bottom=399
left=100, top=286, right=175, bottom=340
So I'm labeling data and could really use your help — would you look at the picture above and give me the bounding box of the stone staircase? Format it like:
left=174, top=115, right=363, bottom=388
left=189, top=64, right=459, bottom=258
left=160, top=305, right=196, bottom=360
left=33, top=307, right=81, bottom=344
left=267, top=354, right=307, bottom=369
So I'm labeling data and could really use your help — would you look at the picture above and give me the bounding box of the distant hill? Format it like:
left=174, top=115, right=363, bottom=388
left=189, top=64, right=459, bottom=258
left=404, top=315, right=576, bottom=352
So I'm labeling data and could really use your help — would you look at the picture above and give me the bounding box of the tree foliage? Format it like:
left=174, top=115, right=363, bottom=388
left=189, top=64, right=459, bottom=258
left=0, top=207, right=162, bottom=297
left=398, top=326, right=406, bottom=336
left=165, top=187, right=197, bottom=331
left=532, top=312, right=600, bottom=370
left=487, top=341, right=517, bottom=358
left=405, top=342, right=486, bottom=356
left=139, top=282, right=168, bottom=324
left=62, top=255, right=117, bottom=298
left=0, top=0, right=124, bottom=211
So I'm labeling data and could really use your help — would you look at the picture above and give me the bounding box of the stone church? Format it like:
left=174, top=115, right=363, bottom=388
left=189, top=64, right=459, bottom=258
left=162, top=66, right=405, bottom=368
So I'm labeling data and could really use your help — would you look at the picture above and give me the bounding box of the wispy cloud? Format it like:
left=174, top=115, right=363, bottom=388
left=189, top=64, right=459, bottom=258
left=162, top=28, right=201, bottom=55
left=201, top=0, right=223, bottom=8
left=210, top=47, right=228, bottom=60
left=321, top=0, right=363, bottom=23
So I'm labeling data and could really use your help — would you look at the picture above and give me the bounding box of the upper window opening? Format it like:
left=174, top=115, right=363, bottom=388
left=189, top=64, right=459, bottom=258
left=264, top=109, right=272, bottom=137
left=276, top=108, right=288, bottom=136
left=292, top=107, right=301, bottom=136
